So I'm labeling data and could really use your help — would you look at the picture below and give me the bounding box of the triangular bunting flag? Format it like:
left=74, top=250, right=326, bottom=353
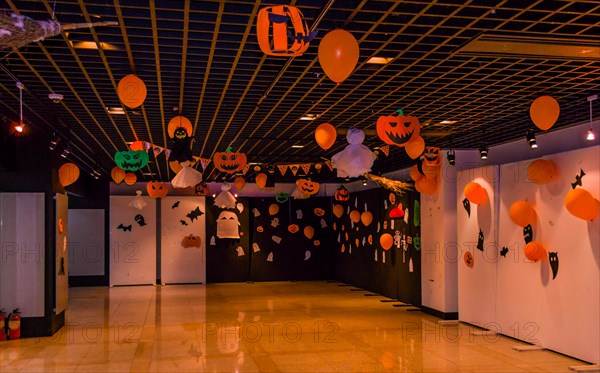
left=190, top=156, right=200, bottom=167
left=325, top=160, right=333, bottom=171
left=200, top=158, right=211, bottom=170
left=164, top=149, right=172, bottom=158
left=277, top=164, right=288, bottom=176
left=289, top=164, right=300, bottom=176
left=242, top=164, right=251, bottom=175
left=152, top=145, right=164, bottom=157
left=380, top=145, right=390, bottom=156
left=144, top=141, right=152, bottom=150
left=300, top=163, right=311, bottom=174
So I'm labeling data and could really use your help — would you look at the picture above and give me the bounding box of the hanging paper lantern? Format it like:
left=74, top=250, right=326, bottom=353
left=464, top=182, right=488, bottom=205
left=405, top=136, right=425, bottom=159
left=111, top=166, right=126, bottom=184
left=195, top=182, right=210, bottom=196
left=296, top=179, right=320, bottom=195
left=509, top=201, right=537, bottom=227
left=114, top=150, right=149, bottom=172
left=376, top=113, right=420, bottom=147
left=318, top=29, right=359, bottom=84
left=564, top=188, right=599, bottom=221
left=380, top=233, right=393, bottom=251
left=268, top=204, right=279, bottom=216
left=124, top=172, right=137, bottom=185
left=213, top=148, right=248, bottom=174
left=146, top=181, right=168, bottom=199
left=334, top=185, right=350, bottom=201
left=389, top=206, right=405, bottom=219
left=333, top=204, right=344, bottom=218
left=530, top=95, right=560, bottom=131
left=527, top=159, right=556, bottom=184
left=361, top=211, right=373, bottom=226
left=409, top=165, right=423, bottom=182
left=255, top=173, right=268, bottom=189
left=234, top=176, right=246, bottom=191
left=256, top=5, right=316, bottom=57
left=315, top=122, right=337, bottom=150
left=58, top=163, right=80, bottom=187
left=167, top=116, right=193, bottom=139
left=349, top=210, right=361, bottom=223
left=415, top=176, right=437, bottom=195
left=117, top=74, right=147, bottom=109
left=524, top=241, right=546, bottom=262
left=304, top=226, right=315, bottom=239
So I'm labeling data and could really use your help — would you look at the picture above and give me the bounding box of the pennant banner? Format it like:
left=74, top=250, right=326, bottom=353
left=144, top=141, right=152, bottom=150
left=164, top=149, right=172, bottom=158
left=152, top=145, right=164, bottom=157
left=289, top=164, right=300, bottom=176
left=242, top=164, right=251, bottom=175
left=300, top=163, right=311, bottom=174
left=277, top=164, right=288, bottom=176
left=200, top=158, right=211, bottom=170
left=325, top=160, right=333, bottom=171
left=380, top=145, right=390, bottom=156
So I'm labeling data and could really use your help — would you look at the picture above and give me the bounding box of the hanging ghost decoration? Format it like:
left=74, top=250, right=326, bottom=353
left=167, top=116, right=194, bottom=163
left=216, top=210, right=240, bottom=239
left=128, top=190, right=147, bottom=210
left=331, top=128, right=376, bottom=178
left=214, top=184, right=237, bottom=209
left=171, top=161, right=203, bottom=188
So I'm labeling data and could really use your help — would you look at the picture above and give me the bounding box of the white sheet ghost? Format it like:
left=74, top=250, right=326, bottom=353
left=331, top=128, right=376, bottom=177
left=216, top=210, right=240, bottom=239
left=214, top=184, right=237, bottom=209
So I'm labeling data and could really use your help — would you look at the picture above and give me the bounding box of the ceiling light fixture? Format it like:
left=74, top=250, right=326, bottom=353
left=587, top=95, right=597, bottom=141
left=291, top=144, right=304, bottom=149
left=526, top=130, right=538, bottom=149
left=479, top=146, right=488, bottom=160
left=439, top=120, right=456, bottom=125
left=362, top=179, right=368, bottom=186
left=447, top=150, right=456, bottom=166
left=61, top=142, right=71, bottom=158
left=106, top=107, right=126, bottom=115
left=49, top=132, right=60, bottom=150
left=366, top=56, right=393, bottom=64
left=300, top=113, right=319, bottom=121
left=15, top=81, right=25, bottom=134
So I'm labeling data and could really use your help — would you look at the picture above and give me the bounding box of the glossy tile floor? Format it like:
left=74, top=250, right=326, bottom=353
left=0, top=281, right=592, bottom=372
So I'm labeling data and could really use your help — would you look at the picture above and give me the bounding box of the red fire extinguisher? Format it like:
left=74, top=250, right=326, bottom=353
left=0, top=309, right=6, bottom=341
left=7, top=308, right=20, bottom=340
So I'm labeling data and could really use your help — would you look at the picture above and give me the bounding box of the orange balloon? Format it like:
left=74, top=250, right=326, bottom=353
left=268, top=204, right=279, bottom=216
left=333, top=204, right=344, bottom=218
left=464, top=182, right=488, bottom=205
left=524, top=241, right=546, bottom=262
left=111, top=166, right=126, bottom=184
left=361, top=211, right=373, bottom=226
left=565, top=188, right=599, bottom=221
left=129, top=140, right=144, bottom=151
left=167, top=116, right=193, bottom=138
left=349, top=210, right=361, bottom=223
left=530, top=95, right=559, bottom=131
left=234, top=176, right=246, bottom=191
left=415, top=176, right=437, bottom=195
left=315, top=122, right=337, bottom=150
left=380, top=233, right=393, bottom=251
left=117, top=74, right=147, bottom=109
left=409, top=164, right=423, bottom=182
left=255, top=173, right=267, bottom=189
left=527, top=159, right=556, bottom=184
left=509, top=201, right=537, bottom=227
left=304, top=226, right=315, bottom=239
left=58, top=163, right=80, bottom=187
left=405, top=136, right=425, bottom=159
left=124, top=173, right=137, bottom=185
left=318, top=29, right=359, bottom=84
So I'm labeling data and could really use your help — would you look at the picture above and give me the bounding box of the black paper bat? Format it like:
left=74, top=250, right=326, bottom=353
left=477, top=229, right=484, bottom=251
left=463, top=198, right=471, bottom=217
left=187, top=206, right=204, bottom=222
left=134, top=214, right=147, bottom=226
left=549, top=252, right=559, bottom=280
left=172, top=201, right=180, bottom=209
left=571, top=169, right=585, bottom=189
left=500, top=247, right=508, bottom=257
left=523, top=224, right=533, bottom=244
left=180, top=220, right=188, bottom=226
left=117, top=223, right=132, bottom=232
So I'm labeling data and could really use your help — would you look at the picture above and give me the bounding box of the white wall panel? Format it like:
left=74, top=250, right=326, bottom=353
left=68, top=209, right=105, bottom=276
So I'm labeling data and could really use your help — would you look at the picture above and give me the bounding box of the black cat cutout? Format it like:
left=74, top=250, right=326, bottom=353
left=180, top=220, right=188, bottom=226
left=477, top=229, right=484, bottom=251
left=549, top=252, right=559, bottom=280
left=571, top=169, right=585, bottom=189
left=463, top=198, right=471, bottom=217
left=186, top=206, right=204, bottom=222
left=134, top=214, right=147, bottom=226
left=523, top=224, right=533, bottom=244
left=172, top=201, right=181, bottom=209
left=500, top=247, right=508, bottom=257
left=117, top=223, right=132, bottom=232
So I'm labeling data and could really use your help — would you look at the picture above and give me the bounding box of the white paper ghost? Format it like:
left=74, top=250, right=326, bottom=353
left=171, top=161, right=203, bottom=188
left=128, top=190, right=147, bottom=210
left=210, top=236, right=216, bottom=245
left=394, top=231, right=401, bottom=248
left=320, top=218, right=327, bottom=228
left=252, top=243, right=260, bottom=252
left=331, top=128, right=376, bottom=178
left=252, top=208, right=261, bottom=217
left=236, top=203, right=244, bottom=213
left=296, top=209, right=303, bottom=219
left=272, top=236, right=282, bottom=244
left=214, top=184, right=237, bottom=209
left=291, top=187, right=309, bottom=199
left=236, top=246, right=245, bottom=256
left=267, top=252, right=274, bottom=262
left=271, top=217, right=280, bottom=228
left=216, top=210, right=240, bottom=239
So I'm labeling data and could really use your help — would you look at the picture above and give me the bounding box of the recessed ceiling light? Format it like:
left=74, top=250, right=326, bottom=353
left=106, top=107, right=126, bottom=115
left=366, top=56, right=393, bottom=64
left=72, top=41, right=120, bottom=51
left=300, top=114, right=319, bottom=121
left=439, top=120, right=456, bottom=124
left=141, top=172, right=156, bottom=176
left=291, top=145, right=304, bottom=149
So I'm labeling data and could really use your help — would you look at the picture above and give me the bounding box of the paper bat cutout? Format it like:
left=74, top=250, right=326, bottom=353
left=134, top=214, right=147, bottom=226
left=500, top=247, right=508, bottom=257
left=117, top=223, right=132, bottom=232
left=477, top=229, right=484, bottom=251
left=523, top=224, right=533, bottom=244
left=549, top=252, right=559, bottom=279
left=463, top=198, right=471, bottom=217
left=186, top=206, right=204, bottom=222
left=180, top=220, right=188, bottom=226
left=172, top=201, right=180, bottom=209
left=571, top=169, right=585, bottom=189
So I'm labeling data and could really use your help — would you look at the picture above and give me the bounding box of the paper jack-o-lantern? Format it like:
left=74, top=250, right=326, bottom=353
left=114, top=150, right=149, bottom=172
left=257, top=5, right=317, bottom=57
left=213, top=148, right=247, bottom=174
left=335, top=185, right=350, bottom=201
left=146, top=181, right=169, bottom=199
left=288, top=224, right=299, bottom=234
left=376, top=113, right=420, bottom=147
left=296, top=179, right=320, bottom=195
left=181, top=234, right=202, bottom=248
left=167, top=116, right=193, bottom=139
left=195, top=182, right=210, bottom=196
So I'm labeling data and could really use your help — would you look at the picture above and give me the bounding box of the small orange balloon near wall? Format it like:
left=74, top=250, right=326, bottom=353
left=124, top=172, right=137, bottom=185
left=380, top=233, right=393, bottom=251
left=565, top=188, right=599, bottom=221
left=117, top=74, right=147, bottom=109
left=530, top=95, right=559, bottom=131
left=315, top=123, right=337, bottom=150
left=524, top=241, right=546, bottom=262
left=405, top=136, right=425, bottom=159
left=58, top=163, right=80, bottom=187
left=464, top=182, right=488, bottom=205
left=509, top=201, right=537, bottom=227
left=527, top=159, right=556, bottom=184
left=318, top=29, right=359, bottom=84
left=111, top=166, right=126, bottom=184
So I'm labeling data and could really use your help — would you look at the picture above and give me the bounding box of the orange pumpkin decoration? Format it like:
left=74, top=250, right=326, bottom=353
left=415, top=176, right=437, bottom=195
left=423, top=146, right=441, bottom=167
left=124, top=173, right=137, bottom=185
left=405, top=135, right=425, bottom=159
left=288, top=224, right=300, bottom=234
left=376, top=113, right=420, bottom=147
left=117, top=74, right=147, bottom=109
left=464, top=251, right=474, bottom=268
left=257, top=5, right=316, bottom=57
left=257, top=226, right=264, bottom=233
left=111, top=166, right=126, bottom=184
left=181, top=234, right=202, bottom=248
left=409, top=164, right=423, bottom=182
left=234, top=176, right=246, bottom=191
left=146, top=181, right=169, bottom=199
left=59, top=163, right=80, bottom=187
left=129, top=140, right=144, bottom=151
left=195, top=182, right=210, bottom=196
left=296, top=179, right=320, bottom=195
left=255, top=173, right=268, bottom=189
left=167, top=116, right=192, bottom=139
left=314, top=208, right=325, bottom=217
left=524, top=241, right=546, bottom=262
left=213, top=148, right=247, bottom=174
left=335, top=185, right=350, bottom=201
left=313, top=240, right=320, bottom=246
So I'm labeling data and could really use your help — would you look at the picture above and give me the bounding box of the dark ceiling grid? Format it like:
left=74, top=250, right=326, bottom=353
left=177, top=0, right=190, bottom=119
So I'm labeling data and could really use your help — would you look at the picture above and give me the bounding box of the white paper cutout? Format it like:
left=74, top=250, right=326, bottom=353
left=252, top=208, right=261, bottom=217
left=354, top=197, right=358, bottom=208
left=351, top=221, right=354, bottom=229
left=216, top=211, right=240, bottom=239
left=347, top=205, right=350, bottom=214
left=236, top=203, right=244, bottom=213
left=391, top=220, right=395, bottom=230
left=252, top=243, right=260, bottom=252
left=271, top=217, right=280, bottom=228
left=320, top=218, right=327, bottom=228
left=403, top=234, right=408, bottom=251
left=337, top=233, right=341, bottom=243
left=349, top=245, right=352, bottom=254
left=404, top=208, right=409, bottom=224
left=375, top=249, right=378, bottom=261
left=384, top=200, right=388, bottom=210
left=236, top=246, right=245, bottom=256
left=214, top=184, right=237, bottom=209
left=128, top=190, right=147, bottom=210
left=377, top=222, right=380, bottom=233
left=267, top=252, right=273, bottom=262
left=409, top=257, right=414, bottom=273
left=172, top=161, right=203, bottom=188
left=394, top=231, right=401, bottom=248
left=362, top=237, right=366, bottom=246
left=272, top=235, right=282, bottom=244
left=304, top=251, right=311, bottom=261
left=382, top=251, right=386, bottom=263
left=296, top=209, right=303, bottom=219
left=331, top=128, right=376, bottom=177
left=210, top=236, right=216, bottom=245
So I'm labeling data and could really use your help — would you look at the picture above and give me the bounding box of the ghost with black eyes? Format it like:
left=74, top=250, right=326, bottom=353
left=216, top=210, right=240, bottom=239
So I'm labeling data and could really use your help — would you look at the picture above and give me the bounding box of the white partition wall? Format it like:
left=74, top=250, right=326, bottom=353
left=0, top=193, right=45, bottom=317
left=109, top=196, right=156, bottom=286
left=160, top=197, right=206, bottom=284
left=55, top=193, right=69, bottom=314
left=456, top=166, right=499, bottom=328
left=68, top=209, right=105, bottom=276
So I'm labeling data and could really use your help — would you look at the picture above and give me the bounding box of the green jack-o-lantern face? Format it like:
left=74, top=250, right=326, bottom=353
left=114, top=150, right=149, bottom=171
left=275, top=192, right=289, bottom=203
left=174, top=127, right=188, bottom=140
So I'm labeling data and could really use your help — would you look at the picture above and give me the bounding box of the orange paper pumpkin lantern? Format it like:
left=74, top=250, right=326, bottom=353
left=315, top=122, right=337, bottom=150
left=304, top=226, right=315, bottom=239
left=318, top=29, right=359, bottom=84
left=524, top=241, right=546, bottom=262
left=296, top=179, right=320, bottom=195
left=380, top=233, right=393, bottom=251
left=464, top=182, right=488, bottom=205
left=124, top=172, right=137, bottom=185
left=181, top=234, right=202, bottom=248
left=213, top=149, right=247, bottom=174
left=405, top=135, right=425, bottom=159
left=349, top=210, right=361, bottom=223
left=146, top=181, right=168, bottom=199
left=530, top=95, right=559, bottom=131
left=257, top=5, right=316, bottom=57
left=314, top=208, right=325, bottom=217
left=423, top=146, right=441, bottom=167
left=527, top=159, right=556, bottom=184
left=409, top=164, right=423, bottom=182
left=509, top=201, right=537, bottom=227
left=111, top=166, right=126, bottom=184
left=195, top=182, right=210, bottom=196
left=361, top=211, right=373, bottom=226
left=335, top=185, right=350, bottom=201
left=167, top=116, right=192, bottom=139
left=565, top=188, right=599, bottom=221
left=255, top=173, right=268, bottom=189
left=234, top=176, right=246, bottom=191
left=333, top=204, right=344, bottom=218
left=464, top=252, right=474, bottom=268
left=58, top=163, right=80, bottom=187
left=288, top=224, right=299, bottom=234
left=376, top=114, right=420, bottom=147
left=118, top=74, right=147, bottom=109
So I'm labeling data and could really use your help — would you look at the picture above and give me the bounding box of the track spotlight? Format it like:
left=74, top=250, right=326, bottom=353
left=447, top=150, right=456, bottom=166
left=49, top=132, right=60, bottom=150
left=586, top=129, right=595, bottom=141
left=60, top=142, right=71, bottom=158
left=14, top=122, right=25, bottom=133
left=526, top=130, right=538, bottom=148
left=362, top=179, right=368, bottom=186
left=479, top=146, right=488, bottom=160
left=587, top=94, right=597, bottom=141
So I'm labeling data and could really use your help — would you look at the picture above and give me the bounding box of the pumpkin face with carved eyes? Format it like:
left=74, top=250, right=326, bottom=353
left=114, top=150, right=149, bottom=172
left=213, top=150, right=247, bottom=174
left=275, top=192, right=289, bottom=203
left=288, top=224, right=299, bottom=234
left=296, top=179, right=320, bottom=195
left=195, top=182, right=210, bottom=196
left=423, top=146, right=441, bottom=167
left=335, top=185, right=349, bottom=201
left=147, top=181, right=169, bottom=198
left=376, top=114, right=420, bottom=147
left=181, top=234, right=202, bottom=248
